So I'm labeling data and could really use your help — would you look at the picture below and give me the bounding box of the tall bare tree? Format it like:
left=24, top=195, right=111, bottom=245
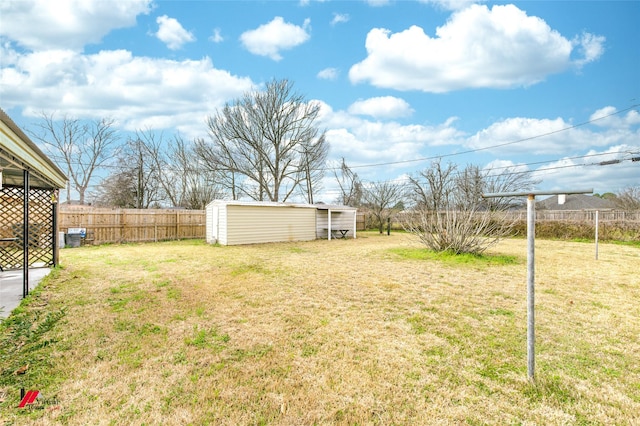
left=615, top=186, right=640, bottom=211
left=194, top=136, right=241, bottom=200
left=131, top=129, right=172, bottom=207
left=196, top=79, right=328, bottom=202
left=298, top=133, right=329, bottom=204
left=32, top=113, right=119, bottom=204
left=362, top=180, right=405, bottom=233
left=168, top=136, right=226, bottom=209
left=96, top=130, right=226, bottom=209
left=123, top=136, right=162, bottom=209
left=332, top=158, right=363, bottom=206
left=93, top=131, right=164, bottom=208
left=92, top=168, right=137, bottom=208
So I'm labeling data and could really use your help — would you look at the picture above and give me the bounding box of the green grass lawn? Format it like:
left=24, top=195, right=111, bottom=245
left=1, top=232, right=639, bottom=425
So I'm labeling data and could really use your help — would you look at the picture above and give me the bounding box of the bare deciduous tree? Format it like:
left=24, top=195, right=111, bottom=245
left=122, top=136, right=162, bottom=209
left=131, top=129, right=174, bottom=207
left=95, top=130, right=226, bottom=209
left=332, top=158, right=363, bottom=206
left=92, top=169, right=137, bottom=208
left=194, top=136, right=241, bottom=200
left=299, top=133, right=329, bottom=204
left=362, top=180, right=405, bottom=233
left=32, top=113, right=119, bottom=204
left=169, top=136, right=226, bottom=209
left=615, top=186, right=640, bottom=211
left=196, top=79, right=328, bottom=202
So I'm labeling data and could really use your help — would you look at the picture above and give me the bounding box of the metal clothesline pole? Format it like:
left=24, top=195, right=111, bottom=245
left=483, top=188, right=593, bottom=381
left=526, top=194, right=536, bottom=378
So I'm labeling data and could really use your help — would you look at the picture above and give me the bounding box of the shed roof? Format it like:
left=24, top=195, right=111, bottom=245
left=0, top=108, right=67, bottom=189
left=207, top=199, right=356, bottom=211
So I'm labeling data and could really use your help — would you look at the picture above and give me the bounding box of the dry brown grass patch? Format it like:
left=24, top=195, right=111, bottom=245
left=1, top=234, right=638, bottom=424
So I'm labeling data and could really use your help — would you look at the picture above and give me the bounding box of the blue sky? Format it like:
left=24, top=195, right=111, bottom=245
left=1, top=0, right=638, bottom=203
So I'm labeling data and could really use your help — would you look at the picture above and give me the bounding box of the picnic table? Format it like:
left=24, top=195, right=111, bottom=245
left=334, top=229, right=349, bottom=239
left=324, top=228, right=349, bottom=239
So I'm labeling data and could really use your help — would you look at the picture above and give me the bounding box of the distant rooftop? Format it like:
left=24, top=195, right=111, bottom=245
left=537, top=194, right=615, bottom=211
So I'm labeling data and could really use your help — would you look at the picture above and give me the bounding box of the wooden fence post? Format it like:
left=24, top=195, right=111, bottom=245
left=176, top=211, right=180, bottom=240
left=121, top=210, right=126, bottom=243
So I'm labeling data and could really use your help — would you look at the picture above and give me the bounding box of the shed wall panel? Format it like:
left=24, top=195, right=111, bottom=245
left=218, top=205, right=228, bottom=245
left=226, top=206, right=316, bottom=245
left=206, top=205, right=218, bottom=244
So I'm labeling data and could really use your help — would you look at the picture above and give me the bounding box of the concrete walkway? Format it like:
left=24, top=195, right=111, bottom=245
left=0, top=268, right=51, bottom=320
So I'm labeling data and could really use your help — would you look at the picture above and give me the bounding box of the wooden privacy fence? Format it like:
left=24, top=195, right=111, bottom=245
left=59, top=208, right=635, bottom=245
left=504, top=210, right=640, bottom=222
left=59, top=208, right=365, bottom=245
left=356, top=212, right=366, bottom=231
left=378, top=209, right=640, bottom=232
left=59, top=208, right=205, bottom=245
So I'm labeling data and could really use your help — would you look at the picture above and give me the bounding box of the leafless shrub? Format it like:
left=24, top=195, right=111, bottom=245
left=400, top=160, right=535, bottom=254
left=400, top=209, right=517, bottom=255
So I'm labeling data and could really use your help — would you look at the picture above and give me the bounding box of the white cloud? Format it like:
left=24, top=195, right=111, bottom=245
left=317, top=100, right=638, bottom=188
left=317, top=67, right=339, bottom=80
left=209, top=28, right=224, bottom=43
left=316, top=100, right=465, bottom=178
left=325, top=119, right=464, bottom=179
left=349, top=4, right=604, bottom=92
left=331, top=13, right=350, bottom=26
left=572, top=32, right=606, bottom=67
left=466, top=108, right=640, bottom=156
left=155, top=15, right=195, bottom=50
left=532, top=145, right=639, bottom=192
left=483, top=159, right=529, bottom=176
left=0, top=0, right=152, bottom=51
left=590, top=106, right=640, bottom=128
left=0, top=47, right=254, bottom=137
left=467, top=117, right=576, bottom=155
left=347, top=96, right=414, bottom=119
left=240, top=17, right=311, bottom=61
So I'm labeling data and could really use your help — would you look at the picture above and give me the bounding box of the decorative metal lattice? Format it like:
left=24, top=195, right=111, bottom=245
left=0, top=186, right=55, bottom=270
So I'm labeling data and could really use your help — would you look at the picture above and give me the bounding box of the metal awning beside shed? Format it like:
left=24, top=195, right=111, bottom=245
left=314, top=203, right=358, bottom=240
left=1, top=108, right=67, bottom=300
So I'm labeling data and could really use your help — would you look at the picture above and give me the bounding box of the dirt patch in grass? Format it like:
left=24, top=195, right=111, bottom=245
left=1, top=233, right=639, bottom=424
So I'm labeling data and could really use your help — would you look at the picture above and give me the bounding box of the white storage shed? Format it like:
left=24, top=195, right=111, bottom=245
left=206, top=200, right=357, bottom=245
